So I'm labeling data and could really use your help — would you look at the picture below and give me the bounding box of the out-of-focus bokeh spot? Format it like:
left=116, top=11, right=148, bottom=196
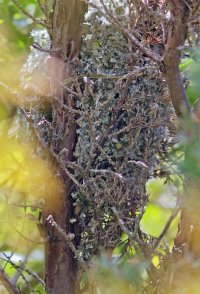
left=0, top=134, right=64, bottom=209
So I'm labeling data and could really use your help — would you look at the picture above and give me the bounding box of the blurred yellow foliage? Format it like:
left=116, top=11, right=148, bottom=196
left=0, top=34, right=26, bottom=134
left=0, top=134, right=64, bottom=208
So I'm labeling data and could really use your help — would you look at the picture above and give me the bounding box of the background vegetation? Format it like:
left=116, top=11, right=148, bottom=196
left=0, top=1, right=200, bottom=293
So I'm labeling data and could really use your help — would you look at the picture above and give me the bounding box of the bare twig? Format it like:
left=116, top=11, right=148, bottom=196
left=54, top=153, right=82, bottom=188
left=9, top=260, right=45, bottom=287
left=32, top=42, right=61, bottom=55
left=11, top=0, right=45, bottom=26
left=0, top=81, right=17, bottom=95
left=2, top=254, right=34, bottom=291
left=0, top=266, right=19, bottom=294
left=138, top=0, right=169, bottom=23
left=11, top=256, right=27, bottom=286
left=112, top=207, right=135, bottom=242
left=5, top=194, right=43, bottom=245
left=90, top=169, right=126, bottom=181
left=93, top=0, right=162, bottom=63
left=45, top=215, right=87, bottom=271
left=153, top=205, right=180, bottom=249
left=37, top=0, right=47, bottom=16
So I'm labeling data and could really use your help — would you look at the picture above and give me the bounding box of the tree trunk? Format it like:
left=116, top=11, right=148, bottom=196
left=42, top=1, right=86, bottom=293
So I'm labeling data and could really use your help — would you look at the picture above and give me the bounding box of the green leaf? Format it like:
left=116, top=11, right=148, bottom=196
left=179, top=58, right=192, bottom=72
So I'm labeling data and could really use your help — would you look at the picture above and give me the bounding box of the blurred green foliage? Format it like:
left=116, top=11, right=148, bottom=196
left=87, top=254, right=147, bottom=294
left=0, top=0, right=43, bottom=52
left=180, top=48, right=200, bottom=106
left=173, top=117, right=200, bottom=179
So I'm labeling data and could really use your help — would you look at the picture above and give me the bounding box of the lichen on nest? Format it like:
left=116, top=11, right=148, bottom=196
left=72, top=10, right=174, bottom=260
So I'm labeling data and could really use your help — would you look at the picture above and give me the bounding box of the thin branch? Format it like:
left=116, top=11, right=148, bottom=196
left=2, top=254, right=32, bottom=291
left=112, top=207, right=135, bottom=243
left=90, top=169, right=126, bottom=181
left=0, top=81, right=17, bottom=95
left=138, top=0, right=169, bottom=23
left=0, top=266, right=19, bottom=294
left=94, top=0, right=162, bottom=63
left=11, top=0, right=45, bottom=26
left=19, top=106, right=81, bottom=189
left=32, top=42, right=61, bottom=55
left=37, top=0, right=47, bottom=16
left=153, top=205, right=180, bottom=249
left=11, top=256, right=27, bottom=286
left=45, top=215, right=87, bottom=271
left=12, top=263, right=45, bottom=287
left=5, top=194, right=43, bottom=245
left=1, top=255, right=45, bottom=288
left=54, top=153, right=82, bottom=188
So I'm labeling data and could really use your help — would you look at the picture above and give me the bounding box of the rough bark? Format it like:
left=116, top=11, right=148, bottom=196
left=50, top=0, right=86, bottom=61
left=163, top=1, right=200, bottom=257
left=163, top=2, right=200, bottom=288
left=42, top=1, right=86, bottom=293
left=163, top=0, right=191, bottom=117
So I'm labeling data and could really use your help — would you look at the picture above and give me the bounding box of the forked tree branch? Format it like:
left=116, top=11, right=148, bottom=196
left=11, top=0, right=45, bottom=26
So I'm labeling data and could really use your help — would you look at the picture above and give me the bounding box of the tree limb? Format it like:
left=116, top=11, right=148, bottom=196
left=11, top=0, right=45, bottom=26
left=163, top=0, right=191, bottom=117
left=0, top=267, right=19, bottom=294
